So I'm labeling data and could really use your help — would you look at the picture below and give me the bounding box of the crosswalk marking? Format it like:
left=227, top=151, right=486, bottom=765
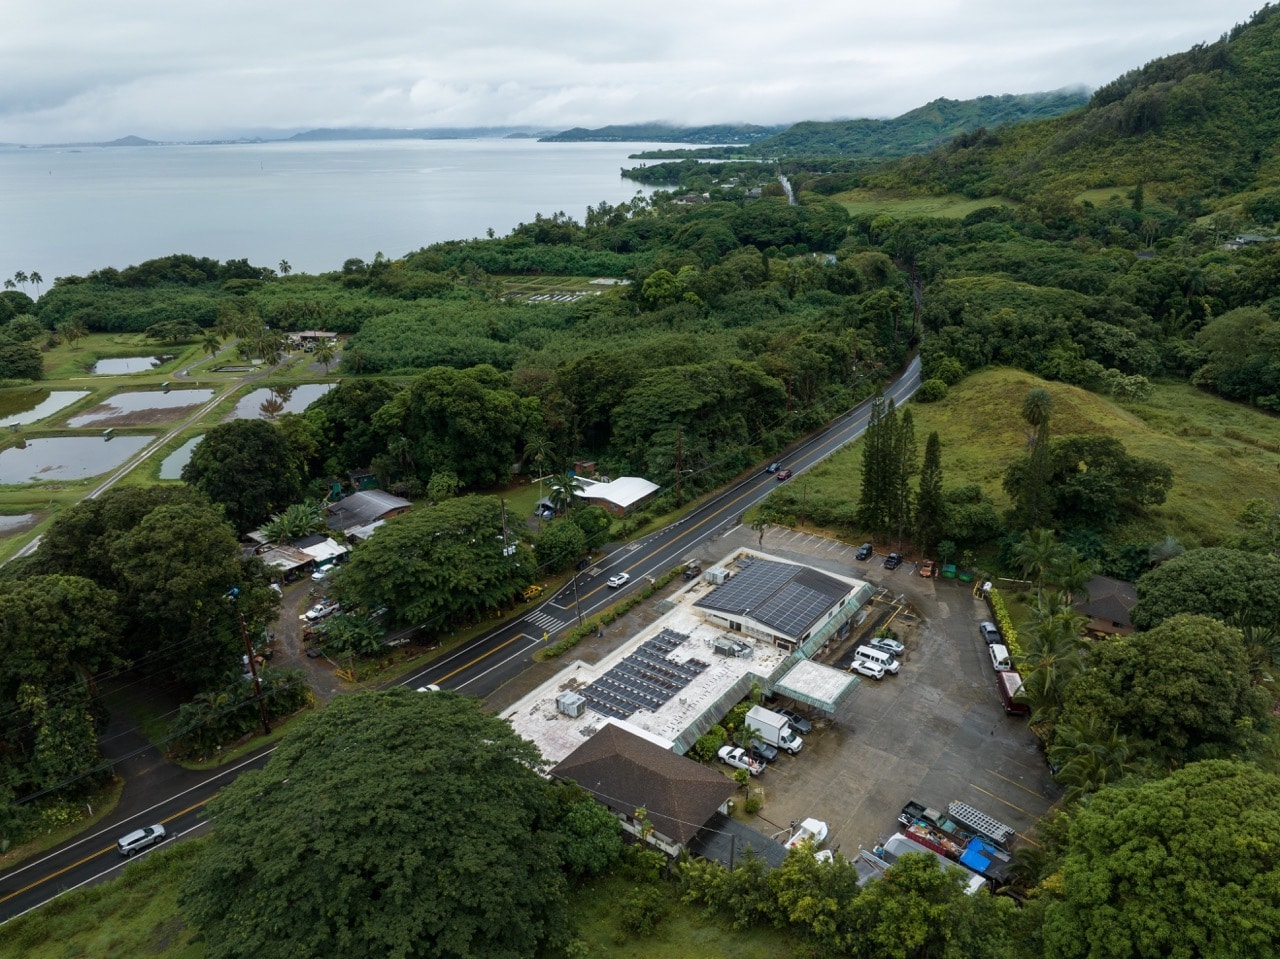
left=528, top=611, right=567, bottom=633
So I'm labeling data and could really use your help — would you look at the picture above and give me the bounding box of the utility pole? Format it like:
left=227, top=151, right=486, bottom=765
left=675, top=424, right=683, bottom=506
left=238, top=606, right=272, bottom=732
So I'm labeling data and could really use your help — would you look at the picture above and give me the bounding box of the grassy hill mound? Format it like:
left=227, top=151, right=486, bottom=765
left=807, top=369, right=1280, bottom=549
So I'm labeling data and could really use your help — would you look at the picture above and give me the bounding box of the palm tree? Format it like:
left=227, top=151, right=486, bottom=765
left=201, top=332, right=222, bottom=360
left=1021, top=388, right=1053, bottom=447
left=263, top=500, right=327, bottom=543
left=523, top=434, right=555, bottom=502
left=12, top=271, right=27, bottom=291
left=28, top=271, right=42, bottom=297
left=1013, top=528, right=1065, bottom=596
left=1051, top=550, right=1094, bottom=604
left=57, top=318, right=88, bottom=348
left=312, top=342, right=336, bottom=372
left=278, top=259, right=292, bottom=276
left=1048, top=716, right=1132, bottom=804
left=547, top=471, right=583, bottom=515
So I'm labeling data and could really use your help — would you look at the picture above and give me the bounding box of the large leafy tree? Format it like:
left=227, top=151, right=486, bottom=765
left=0, top=575, right=121, bottom=797
left=109, top=502, right=274, bottom=689
left=180, top=689, right=576, bottom=959
left=1131, top=547, right=1280, bottom=638
left=1041, top=761, right=1280, bottom=959
left=1005, top=434, right=1171, bottom=531
left=372, top=365, right=526, bottom=489
left=183, top=419, right=304, bottom=534
left=335, top=495, right=532, bottom=634
left=1061, top=614, right=1269, bottom=765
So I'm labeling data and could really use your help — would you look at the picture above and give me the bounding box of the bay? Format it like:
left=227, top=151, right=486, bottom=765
left=0, top=139, right=664, bottom=283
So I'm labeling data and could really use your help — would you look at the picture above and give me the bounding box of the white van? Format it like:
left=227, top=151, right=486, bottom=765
left=989, top=643, right=1012, bottom=671
left=854, top=645, right=899, bottom=674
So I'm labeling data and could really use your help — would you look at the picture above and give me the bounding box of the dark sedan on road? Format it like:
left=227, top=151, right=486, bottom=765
left=775, top=468, right=793, bottom=481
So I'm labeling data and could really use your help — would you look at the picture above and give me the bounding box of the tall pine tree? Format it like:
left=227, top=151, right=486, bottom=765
left=857, top=392, right=895, bottom=537
left=890, top=407, right=918, bottom=547
left=915, top=431, right=945, bottom=554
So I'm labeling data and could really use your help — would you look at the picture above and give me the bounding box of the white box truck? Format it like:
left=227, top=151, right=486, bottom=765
left=746, top=705, right=804, bottom=754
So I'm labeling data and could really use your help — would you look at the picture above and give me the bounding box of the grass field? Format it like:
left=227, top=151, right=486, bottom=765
left=0, top=848, right=796, bottom=959
left=830, top=188, right=1012, bottom=219
left=790, top=368, right=1280, bottom=549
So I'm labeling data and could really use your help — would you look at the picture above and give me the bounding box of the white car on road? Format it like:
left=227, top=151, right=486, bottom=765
left=606, top=573, right=630, bottom=588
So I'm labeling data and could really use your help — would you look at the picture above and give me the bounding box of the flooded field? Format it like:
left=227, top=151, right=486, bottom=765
left=91, top=356, right=170, bottom=374
left=158, top=435, right=203, bottom=479
left=0, top=389, right=91, bottom=426
left=66, top=389, right=214, bottom=428
left=0, top=435, right=154, bottom=484
left=0, top=513, right=39, bottom=535
left=229, top=384, right=334, bottom=420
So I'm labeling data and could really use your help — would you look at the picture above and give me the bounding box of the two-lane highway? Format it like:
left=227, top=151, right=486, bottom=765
left=0, top=356, right=919, bottom=923
left=404, top=356, right=920, bottom=698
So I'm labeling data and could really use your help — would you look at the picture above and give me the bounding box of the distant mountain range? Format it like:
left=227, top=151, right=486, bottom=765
left=538, top=123, right=785, bottom=144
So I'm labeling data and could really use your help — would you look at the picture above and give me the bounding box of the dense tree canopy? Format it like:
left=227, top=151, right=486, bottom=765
left=180, top=689, right=581, bottom=959
left=1062, top=614, right=1269, bottom=765
left=334, top=495, right=532, bottom=634
left=1041, top=760, right=1280, bottom=959
left=1130, top=547, right=1280, bottom=633
left=183, top=419, right=304, bottom=534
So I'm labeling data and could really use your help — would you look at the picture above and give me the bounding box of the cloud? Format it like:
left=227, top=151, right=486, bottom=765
left=0, top=0, right=1262, bottom=142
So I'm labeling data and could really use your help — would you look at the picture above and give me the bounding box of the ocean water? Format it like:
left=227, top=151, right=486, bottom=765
left=0, top=139, right=662, bottom=283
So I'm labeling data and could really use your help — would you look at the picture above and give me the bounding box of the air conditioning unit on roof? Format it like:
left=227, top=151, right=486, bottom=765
left=556, top=691, right=586, bottom=718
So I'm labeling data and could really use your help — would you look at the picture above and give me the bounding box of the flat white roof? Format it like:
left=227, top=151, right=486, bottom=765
left=506, top=604, right=788, bottom=766
left=505, top=548, right=869, bottom=765
left=773, top=659, right=858, bottom=709
left=574, top=476, right=659, bottom=509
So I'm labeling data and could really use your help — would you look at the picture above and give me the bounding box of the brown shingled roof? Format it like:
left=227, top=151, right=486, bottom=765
left=550, top=724, right=735, bottom=846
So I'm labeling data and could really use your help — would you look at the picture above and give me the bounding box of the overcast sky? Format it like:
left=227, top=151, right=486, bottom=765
left=2, top=1, right=1264, bottom=143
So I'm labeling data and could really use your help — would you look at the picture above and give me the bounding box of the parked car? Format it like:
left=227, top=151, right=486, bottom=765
left=310, top=563, right=335, bottom=582
left=989, top=643, right=1012, bottom=671
left=855, top=542, right=873, bottom=561
left=304, top=601, right=339, bottom=622
left=777, top=708, right=813, bottom=735
left=416, top=684, right=441, bottom=692
left=884, top=552, right=903, bottom=570
left=718, top=745, right=764, bottom=775
left=868, top=635, right=905, bottom=657
left=748, top=743, right=776, bottom=765
left=683, top=564, right=702, bottom=581
left=117, top=824, right=166, bottom=857
left=765, top=461, right=782, bottom=473
left=853, top=659, right=886, bottom=680
left=918, top=559, right=936, bottom=578
left=775, top=468, right=793, bottom=481
left=979, top=621, right=1001, bottom=644
left=606, top=573, right=630, bottom=588
left=750, top=738, right=779, bottom=762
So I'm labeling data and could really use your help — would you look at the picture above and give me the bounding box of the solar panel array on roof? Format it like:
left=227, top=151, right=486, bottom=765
left=582, top=629, right=709, bottom=720
left=694, top=557, right=853, bottom=639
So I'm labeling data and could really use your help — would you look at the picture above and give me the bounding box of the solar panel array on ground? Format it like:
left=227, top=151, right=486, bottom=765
left=582, top=628, right=711, bottom=720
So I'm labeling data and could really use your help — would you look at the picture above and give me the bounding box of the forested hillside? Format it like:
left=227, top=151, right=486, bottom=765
left=630, top=90, right=1089, bottom=162
left=869, top=4, right=1280, bottom=201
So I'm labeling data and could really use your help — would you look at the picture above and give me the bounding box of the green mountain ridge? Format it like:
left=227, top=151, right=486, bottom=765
left=867, top=3, right=1280, bottom=203
left=539, top=123, right=785, bottom=144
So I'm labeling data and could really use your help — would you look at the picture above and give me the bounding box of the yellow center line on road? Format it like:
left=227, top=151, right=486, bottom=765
left=433, top=632, right=530, bottom=685
left=0, top=797, right=213, bottom=906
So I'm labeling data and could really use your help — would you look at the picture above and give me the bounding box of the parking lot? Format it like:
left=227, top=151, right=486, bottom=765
left=728, top=526, right=1061, bottom=854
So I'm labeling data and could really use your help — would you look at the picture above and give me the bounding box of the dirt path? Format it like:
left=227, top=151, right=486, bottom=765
left=271, top=578, right=345, bottom=702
